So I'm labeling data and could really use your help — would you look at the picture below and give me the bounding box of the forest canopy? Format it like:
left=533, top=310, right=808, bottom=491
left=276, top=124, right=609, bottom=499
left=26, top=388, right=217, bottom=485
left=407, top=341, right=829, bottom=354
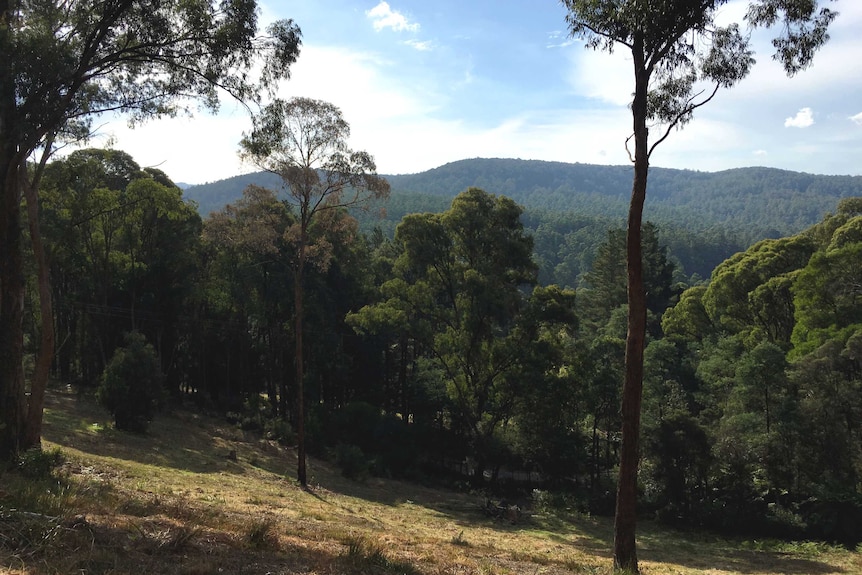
left=20, top=148, right=862, bottom=547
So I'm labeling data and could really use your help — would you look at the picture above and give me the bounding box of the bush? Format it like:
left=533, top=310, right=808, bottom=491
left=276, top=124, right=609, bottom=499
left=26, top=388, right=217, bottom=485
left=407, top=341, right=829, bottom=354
left=334, top=443, right=370, bottom=481
left=17, top=447, right=64, bottom=480
left=264, top=418, right=295, bottom=445
left=97, top=331, right=164, bottom=432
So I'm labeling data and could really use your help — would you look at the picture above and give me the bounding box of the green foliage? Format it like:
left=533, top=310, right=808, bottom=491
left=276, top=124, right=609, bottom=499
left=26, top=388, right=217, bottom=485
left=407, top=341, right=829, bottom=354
left=647, top=198, right=862, bottom=543
left=643, top=414, right=712, bottom=522
left=16, top=447, right=64, bottom=480
left=334, top=443, right=371, bottom=481
left=791, top=241, right=862, bottom=357
left=97, top=331, right=164, bottom=433
left=662, top=285, right=712, bottom=340
left=581, top=222, right=675, bottom=335
left=7, top=0, right=301, bottom=143
left=187, top=160, right=862, bottom=283
left=1, top=0, right=302, bottom=461
left=703, top=235, right=815, bottom=336
left=40, top=149, right=203, bottom=391
left=264, top=418, right=295, bottom=446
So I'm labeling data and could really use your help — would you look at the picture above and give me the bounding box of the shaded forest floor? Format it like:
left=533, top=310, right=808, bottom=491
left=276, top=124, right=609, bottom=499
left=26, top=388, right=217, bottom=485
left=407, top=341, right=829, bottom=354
left=2, top=387, right=860, bottom=575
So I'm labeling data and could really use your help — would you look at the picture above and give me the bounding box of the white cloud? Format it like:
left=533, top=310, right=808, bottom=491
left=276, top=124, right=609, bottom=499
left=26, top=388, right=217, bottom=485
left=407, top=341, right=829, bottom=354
left=366, top=2, right=419, bottom=33
left=851, top=112, right=862, bottom=126
left=566, top=48, right=633, bottom=107
left=785, top=107, right=814, bottom=128
left=404, top=39, right=433, bottom=51
left=753, top=149, right=768, bottom=156
left=546, top=30, right=576, bottom=49
left=92, top=107, right=253, bottom=185
left=281, top=45, right=431, bottom=124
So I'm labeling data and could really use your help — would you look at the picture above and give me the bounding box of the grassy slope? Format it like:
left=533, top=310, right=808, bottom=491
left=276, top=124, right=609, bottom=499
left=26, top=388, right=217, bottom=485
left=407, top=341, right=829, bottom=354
left=1, top=388, right=860, bottom=575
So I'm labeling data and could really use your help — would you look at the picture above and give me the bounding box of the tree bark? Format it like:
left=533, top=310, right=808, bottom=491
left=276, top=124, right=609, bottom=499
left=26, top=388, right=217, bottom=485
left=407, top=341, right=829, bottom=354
left=0, top=151, right=27, bottom=461
left=22, top=165, right=54, bottom=450
left=613, top=36, right=649, bottom=575
left=0, top=0, right=28, bottom=458
left=295, top=230, right=307, bottom=487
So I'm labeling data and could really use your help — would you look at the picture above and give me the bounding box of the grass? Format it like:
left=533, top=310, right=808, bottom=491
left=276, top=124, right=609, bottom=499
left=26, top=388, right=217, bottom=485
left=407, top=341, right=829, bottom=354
left=1, top=385, right=860, bottom=575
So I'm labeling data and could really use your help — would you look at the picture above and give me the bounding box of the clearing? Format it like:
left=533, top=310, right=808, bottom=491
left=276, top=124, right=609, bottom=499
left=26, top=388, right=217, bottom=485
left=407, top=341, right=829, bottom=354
left=1, top=387, right=860, bottom=574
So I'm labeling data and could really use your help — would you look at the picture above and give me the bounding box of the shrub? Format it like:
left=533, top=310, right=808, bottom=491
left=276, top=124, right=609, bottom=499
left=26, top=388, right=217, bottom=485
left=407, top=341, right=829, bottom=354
left=97, top=331, right=164, bottom=432
left=264, top=418, right=295, bottom=445
left=334, top=443, right=370, bottom=481
left=243, top=518, right=278, bottom=549
left=17, top=447, right=64, bottom=480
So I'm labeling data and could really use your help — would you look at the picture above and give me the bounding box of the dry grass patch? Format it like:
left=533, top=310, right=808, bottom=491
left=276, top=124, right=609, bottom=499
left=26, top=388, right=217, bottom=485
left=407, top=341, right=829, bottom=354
left=1, top=386, right=859, bottom=575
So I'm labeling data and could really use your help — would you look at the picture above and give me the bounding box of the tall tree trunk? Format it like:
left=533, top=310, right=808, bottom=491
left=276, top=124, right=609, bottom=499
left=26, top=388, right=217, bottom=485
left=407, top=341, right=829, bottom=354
left=0, top=0, right=27, bottom=458
left=399, top=332, right=409, bottom=424
left=22, top=163, right=54, bottom=450
left=295, top=232, right=307, bottom=487
left=0, top=150, right=26, bottom=461
left=613, top=38, right=649, bottom=575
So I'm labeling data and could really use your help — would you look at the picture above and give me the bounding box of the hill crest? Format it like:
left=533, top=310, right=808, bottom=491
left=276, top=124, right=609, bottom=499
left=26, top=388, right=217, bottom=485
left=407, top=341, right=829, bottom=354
left=184, top=158, right=862, bottom=239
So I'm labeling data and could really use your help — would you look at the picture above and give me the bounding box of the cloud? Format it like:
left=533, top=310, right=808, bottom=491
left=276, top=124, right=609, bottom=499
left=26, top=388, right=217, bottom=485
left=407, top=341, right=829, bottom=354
left=851, top=112, right=862, bottom=126
left=566, top=48, right=633, bottom=107
left=91, top=107, right=253, bottom=185
left=366, top=2, right=419, bottom=33
left=784, top=107, right=814, bottom=128
left=753, top=149, right=768, bottom=156
left=546, top=30, right=576, bottom=49
left=405, top=39, right=433, bottom=51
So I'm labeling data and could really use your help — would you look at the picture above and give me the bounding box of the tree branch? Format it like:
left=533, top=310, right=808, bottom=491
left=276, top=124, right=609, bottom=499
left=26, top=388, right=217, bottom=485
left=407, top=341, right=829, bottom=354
left=648, top=82, right=720, bottom=157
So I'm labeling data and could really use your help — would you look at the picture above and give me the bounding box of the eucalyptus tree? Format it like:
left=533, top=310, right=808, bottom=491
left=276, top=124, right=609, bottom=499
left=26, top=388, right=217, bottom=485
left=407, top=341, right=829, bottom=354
left=561, top=0, right=836, bottom=570
left=0, top=0, right=302, bottom=460
left=352, top=188, right=557, bottom=483
left=203, top=185, right=296, bottom=414
left=39, top=149, right=202, bottom=391
left=239, top=97, right=390, bottom=487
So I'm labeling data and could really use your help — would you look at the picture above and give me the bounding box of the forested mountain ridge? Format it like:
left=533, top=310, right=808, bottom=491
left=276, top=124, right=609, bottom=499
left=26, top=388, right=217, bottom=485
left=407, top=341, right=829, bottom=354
left=185, top=158, right=862, bottom=238
left=184, top=158, right=862, bottom=284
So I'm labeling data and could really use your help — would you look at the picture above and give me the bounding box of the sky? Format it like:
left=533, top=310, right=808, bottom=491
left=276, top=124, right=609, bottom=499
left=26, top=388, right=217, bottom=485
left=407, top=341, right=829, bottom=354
left=97, top=0, right=862, bottom=185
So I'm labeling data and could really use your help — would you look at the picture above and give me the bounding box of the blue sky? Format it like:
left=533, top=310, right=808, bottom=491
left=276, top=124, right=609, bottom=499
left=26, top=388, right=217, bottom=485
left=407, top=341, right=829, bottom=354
left=103, top=0, right=862, bottom=185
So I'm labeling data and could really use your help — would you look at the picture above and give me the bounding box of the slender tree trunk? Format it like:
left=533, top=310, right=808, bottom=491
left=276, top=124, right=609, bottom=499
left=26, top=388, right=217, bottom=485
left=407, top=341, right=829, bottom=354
left=22, top=165, right=54, bottom=450
left=295, top=232, right=307, bottom=487
left=399, top=332, right=409, bottom=424
left=591, top=416, right=599, bottom=493
left=613, top=38, right=649, bottom=575
left=0, top=150, right=27, bottom=461
left=0, top=3, right=28, bottom=457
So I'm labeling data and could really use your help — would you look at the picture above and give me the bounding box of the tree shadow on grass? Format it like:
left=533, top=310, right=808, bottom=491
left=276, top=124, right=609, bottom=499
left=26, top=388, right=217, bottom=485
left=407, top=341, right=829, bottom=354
left=635, top=523, right=848, bottom=575
left=41, top=388, right=287, bottom=476
left=0, top=508, right=405, bottom=575
left=38, top=390, right=853, bottom=575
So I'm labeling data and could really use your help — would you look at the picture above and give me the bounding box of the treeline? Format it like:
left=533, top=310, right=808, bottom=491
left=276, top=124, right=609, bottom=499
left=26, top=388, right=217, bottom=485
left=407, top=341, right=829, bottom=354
left=27, top=149, right=862, bottom=545
left=187, top=158, right=862, bottom=284
left=381, top=159, right=862, bottom=238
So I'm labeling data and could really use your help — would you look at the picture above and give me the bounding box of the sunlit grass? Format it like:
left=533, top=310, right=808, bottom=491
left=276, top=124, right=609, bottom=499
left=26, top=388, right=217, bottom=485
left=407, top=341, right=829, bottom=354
left=1, top=386, right=859, bottom=574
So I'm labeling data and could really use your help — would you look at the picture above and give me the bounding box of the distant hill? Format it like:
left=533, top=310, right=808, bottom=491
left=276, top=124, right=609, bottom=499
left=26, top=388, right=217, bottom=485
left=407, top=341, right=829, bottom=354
left=184, top=158, right=862, bottom=238
left=185, top=172, right=283, bottom=216
left=182, top=158, right=862, bottom=284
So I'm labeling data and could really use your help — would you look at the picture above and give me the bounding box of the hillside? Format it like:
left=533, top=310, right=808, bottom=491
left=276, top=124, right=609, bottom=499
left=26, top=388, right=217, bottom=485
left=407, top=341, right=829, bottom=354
left=2, top=387, right=860, bottom=574
left=184, top=158, right=862, bottom=238
left=182, top=159, right=862, bottom=284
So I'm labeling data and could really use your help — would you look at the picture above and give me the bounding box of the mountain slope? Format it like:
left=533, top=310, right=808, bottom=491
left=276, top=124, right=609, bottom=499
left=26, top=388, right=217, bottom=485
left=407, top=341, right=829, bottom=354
left=184, top=158, right=862, bottom=238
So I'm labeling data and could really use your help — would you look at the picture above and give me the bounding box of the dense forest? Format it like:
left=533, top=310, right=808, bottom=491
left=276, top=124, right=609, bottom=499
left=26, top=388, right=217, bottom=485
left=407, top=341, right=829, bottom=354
left=24, top=148, right=862, bottom=546
left=185, top=158, right=862, bottom=284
